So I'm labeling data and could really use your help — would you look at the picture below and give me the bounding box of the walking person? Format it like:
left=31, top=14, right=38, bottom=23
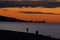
left=26, top=28, right=28, bottom=32
left=36, top=30, right=38, bottom=36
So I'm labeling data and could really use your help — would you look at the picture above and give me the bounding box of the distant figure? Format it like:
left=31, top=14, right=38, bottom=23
left=36, top=30, right=38, bottom=36
left=26, top=28, right=28, bottom=32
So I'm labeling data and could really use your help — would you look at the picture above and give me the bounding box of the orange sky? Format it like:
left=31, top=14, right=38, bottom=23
left=0, top=7, right=60, bottom=23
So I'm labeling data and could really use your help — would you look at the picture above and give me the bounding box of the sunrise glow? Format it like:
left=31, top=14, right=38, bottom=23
left=0, top=7, right=60, bottom=23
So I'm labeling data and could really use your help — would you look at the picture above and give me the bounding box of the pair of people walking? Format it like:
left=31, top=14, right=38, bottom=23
left=26, top=28, right=38, bottom=35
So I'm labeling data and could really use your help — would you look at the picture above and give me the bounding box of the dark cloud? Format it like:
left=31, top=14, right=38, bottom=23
left=0, top=0, right=58, bottom=2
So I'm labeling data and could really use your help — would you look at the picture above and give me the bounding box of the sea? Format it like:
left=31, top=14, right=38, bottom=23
left=0, top=22, right=60, bottom=39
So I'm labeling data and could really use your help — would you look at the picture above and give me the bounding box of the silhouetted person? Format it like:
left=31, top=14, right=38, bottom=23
left=36, top=30, right=38, bottom=36
left=26, top=28, right=28, bottom=32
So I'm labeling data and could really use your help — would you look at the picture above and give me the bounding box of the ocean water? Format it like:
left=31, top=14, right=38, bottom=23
left=0, top=22, right=60, bottom=39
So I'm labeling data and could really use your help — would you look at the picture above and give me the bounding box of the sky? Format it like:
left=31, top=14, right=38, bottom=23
left=0, top=7, right=60, bottom=23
